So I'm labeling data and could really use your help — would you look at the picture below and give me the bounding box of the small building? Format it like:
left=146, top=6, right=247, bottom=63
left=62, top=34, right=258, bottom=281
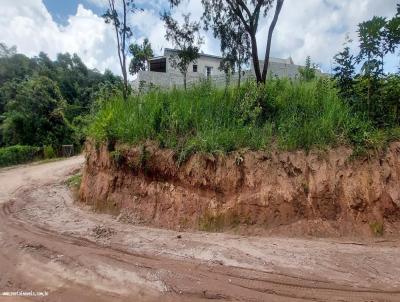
left=132, top=48, right=319, bottom=90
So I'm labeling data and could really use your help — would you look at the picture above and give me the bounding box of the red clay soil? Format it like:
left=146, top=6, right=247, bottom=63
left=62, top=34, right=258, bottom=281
left=80, top=141, right=400, bottom=237
left=2, top=156, right=400, bottom=301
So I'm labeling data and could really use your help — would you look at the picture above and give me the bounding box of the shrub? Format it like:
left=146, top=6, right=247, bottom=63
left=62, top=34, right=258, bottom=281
left=43, top=145, right=56, bottom=159
left=0, top=145, right=41, bottom=167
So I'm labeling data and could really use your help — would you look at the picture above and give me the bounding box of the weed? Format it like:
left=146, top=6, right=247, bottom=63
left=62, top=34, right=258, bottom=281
left=370, top=221, right=384, bottom=236
left=66, top=173, right=82, bottom=188
left=43, top=145, right=56, bottom=159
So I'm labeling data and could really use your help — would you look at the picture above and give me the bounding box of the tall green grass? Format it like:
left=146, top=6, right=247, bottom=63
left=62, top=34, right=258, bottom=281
left=88, top=79, right=398, bottom=159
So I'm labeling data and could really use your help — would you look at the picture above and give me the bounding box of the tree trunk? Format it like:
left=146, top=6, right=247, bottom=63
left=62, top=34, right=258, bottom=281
left=250, top=32, right=262, bottom=83
left=184, top=72, right=187, bottom=90
left=261, top=0, right=284, bottom=83
left=121, top=0, right=128, bottom=101
left=238, top=64, right=242, bottom=88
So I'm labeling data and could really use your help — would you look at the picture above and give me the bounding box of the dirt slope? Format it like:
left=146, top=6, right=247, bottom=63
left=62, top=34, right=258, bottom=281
left=1, top=155, right=400, bottom=301
left=80, top=141, right=400, bottom=237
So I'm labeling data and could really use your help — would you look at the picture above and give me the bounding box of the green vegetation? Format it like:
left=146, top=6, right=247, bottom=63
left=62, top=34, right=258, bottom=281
left=88, top=79, right=399, bottom=161
left=0, top=47, right=122, bottom=149
left=43, top=145, right=56, bottom=159
left=0, top=145, right=41, bottom=167
left=66, top=173, right=82, bottom=189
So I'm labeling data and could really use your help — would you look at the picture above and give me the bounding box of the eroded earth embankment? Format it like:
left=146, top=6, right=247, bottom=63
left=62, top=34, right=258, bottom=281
left=80, top=141, right=400, bottom=237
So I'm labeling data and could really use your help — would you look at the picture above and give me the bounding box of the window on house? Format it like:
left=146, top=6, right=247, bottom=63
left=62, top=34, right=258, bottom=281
left=206, top=66, right=212, bottom=77
left=193, top=64, right=198, bottom=72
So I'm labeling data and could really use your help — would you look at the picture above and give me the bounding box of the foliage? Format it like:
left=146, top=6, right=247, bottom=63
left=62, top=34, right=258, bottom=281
left=66, top=173, right=82, bottom=189
left=43, top=145, right=56, bottom=159
left=88, top=79, right=391, bottom=162
left=333, top=5, right=400, bottom=127
left=203, top=9, right=251, bottom=87
left=357, top=16, right=387, bottom=77
left=0, top=43, right=17, bottom=58
left=0, top=145, right=41, bottom=167
left=129, top=38, right=154, bottom=75
left=1, top=76, right=71, bottom=147
left=162, top=13, right=203, bottom=90
left=103, top=0, right=141, bottom=100
left=198, top=0, right=284, bottom=83
left=0, top=45, right=120, bottom=148
left=298, top=56, right=317, bottom=82
left=333, top=36, right=356, bottom=100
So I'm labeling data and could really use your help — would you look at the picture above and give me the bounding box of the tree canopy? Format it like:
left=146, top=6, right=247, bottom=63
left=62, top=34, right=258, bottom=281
left=0, top=44, right=121, bottom=148
left=162, top=13, right=203, bottom=90
left=129, top=38, right=154, bottom=75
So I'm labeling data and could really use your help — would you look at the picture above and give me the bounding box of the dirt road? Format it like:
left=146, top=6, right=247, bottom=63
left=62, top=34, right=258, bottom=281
left=1, top=157, right=400, bottom=301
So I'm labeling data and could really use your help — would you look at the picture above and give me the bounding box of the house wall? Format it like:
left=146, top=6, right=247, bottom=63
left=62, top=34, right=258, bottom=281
left=252, top=60, right=323, bottom=79
left=132, top=69, right=255, bottom=91
left=164, top=49, right=225, bottom=77
left=132, top=51, right=324, bottom=90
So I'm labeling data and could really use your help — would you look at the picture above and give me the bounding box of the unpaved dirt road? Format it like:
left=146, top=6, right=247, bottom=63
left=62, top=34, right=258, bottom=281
left=1, top=157, right=400, bottom=301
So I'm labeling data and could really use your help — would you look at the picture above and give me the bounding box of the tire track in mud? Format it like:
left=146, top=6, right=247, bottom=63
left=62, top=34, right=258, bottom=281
left=0, top=159, right=400, bottom=301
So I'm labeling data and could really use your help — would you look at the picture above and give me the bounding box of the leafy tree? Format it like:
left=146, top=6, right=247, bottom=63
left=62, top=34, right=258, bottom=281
left=0, top=53, right=36, bottom=85
left=195, top=0, right=285, bottom=84
left=2, top=76, right=72, bottom=146
left=0, top=43, right=121, bottom=147
left=357, top=16, right=387, bottom=77
left=0, top=43, right=16, bottom=58
left=162, top=13, right=203, bottom=90
left=129, top=38, right=154, bottom=75
left=103, top=0, right=141, bottom=100
left=357, top=16, right=389, bottom=116
left=333, top=36, right=356, bottom=100
left=208, top=16, right=250, bottom=88
left=384, top=5, right=400, bottom=56
left=299, top=56, right=316, bottom=82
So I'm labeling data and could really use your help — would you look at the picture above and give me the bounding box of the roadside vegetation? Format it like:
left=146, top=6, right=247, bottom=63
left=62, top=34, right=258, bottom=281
left=88, top=77, right=400, bottom=161
left=88, top=4, right=400, bottom=161
left=0, top=44, right=122, bottom=167
left=0, top=145, right=41, bottom=167
left=1, top=3, right=399, bottom=166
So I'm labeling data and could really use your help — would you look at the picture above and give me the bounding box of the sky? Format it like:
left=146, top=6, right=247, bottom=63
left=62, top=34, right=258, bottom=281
left=0, top=0, right=398, bottom=76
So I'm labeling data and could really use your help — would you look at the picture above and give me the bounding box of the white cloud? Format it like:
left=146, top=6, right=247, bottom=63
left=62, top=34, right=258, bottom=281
left=0, top=0, right=398, bottom=76
left=263, top=0, right=398, bottom=71
left=0, top=0, right=120, bottom=74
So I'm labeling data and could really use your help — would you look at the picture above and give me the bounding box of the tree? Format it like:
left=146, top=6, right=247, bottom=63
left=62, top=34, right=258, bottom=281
left=0, top=45, right=121, bottom=147
left=357, top=16, right=387, bottom=77
left=103, top=0, right=141, bottom=100
left=299, top=56, right=316, bottom=82
left=2, top=76, right=71, bottom=146
left=0, top=43, right=16, bottom=58
left=207, top=15, right=250, bottom=88
left=129, top=38, right=154, bottom=75
left=162, top=13, right=203, bottom=90
left=198, top=0, right=285, bottom=84
left=357, top=16, right=388, bottom=115
left=333, top=36, right=356, bottom=100
left=384, top=5, right=400, bottom=56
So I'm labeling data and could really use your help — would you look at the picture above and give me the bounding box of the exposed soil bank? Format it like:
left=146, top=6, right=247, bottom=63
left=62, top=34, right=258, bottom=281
left=80, top=141, right=400, bottom=237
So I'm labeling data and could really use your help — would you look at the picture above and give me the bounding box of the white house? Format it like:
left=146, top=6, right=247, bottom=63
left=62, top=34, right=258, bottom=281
left=132, top=48, right=320, bottom=90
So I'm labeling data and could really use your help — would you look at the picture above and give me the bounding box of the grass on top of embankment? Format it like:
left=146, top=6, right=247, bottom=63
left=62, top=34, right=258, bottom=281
left=88, top=79, right=400, bottom=161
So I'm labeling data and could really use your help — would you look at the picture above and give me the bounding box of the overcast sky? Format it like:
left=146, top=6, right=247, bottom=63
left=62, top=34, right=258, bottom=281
left=0, top=0, right=398, bottom=76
